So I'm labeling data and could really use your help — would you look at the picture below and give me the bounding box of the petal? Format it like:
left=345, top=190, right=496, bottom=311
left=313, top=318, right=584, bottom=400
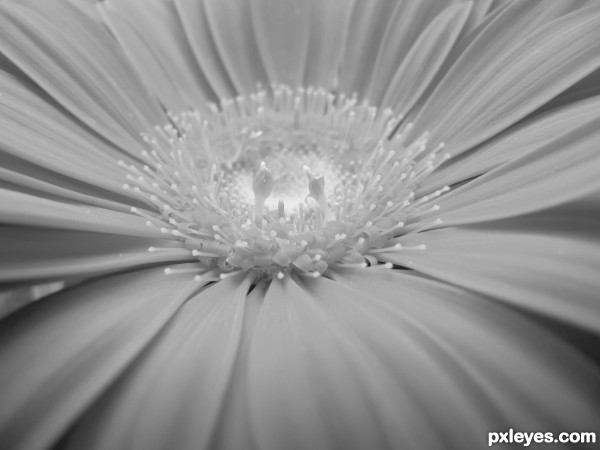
left=203, top=0, right=269, bottom=95
left=0, top=190, right=161, bottom=238
left=247, top=275, right=407, bottom=449
left=302, top=0, right=354, bottom=89
left=0, top=0, right=165, bottom=149
left=380, top=2, right=472, bottom=113
left=424, top=95, right=600, bottom=192
left=380, top=216, right=600, bottom=333
left=0, top=227, right=192, bottom=283
left=459, top=0, right=493, bottom=36
left=249, top=0, right=311, bottom=87
left=174, top=0, right=237, bottom=98
left=0, top=268, right=199, bottom=450
left=209, top=279, right=266, bottom=450
left=248, top=271, right=600, bottom=448
left=0, top=281, right=63, bottom=320
left=0, top=166, right=130, bottom=212
left=66, top=0, right=101, bottom=22
left=543, top=66, right=600, bottom=111
left=410, top=0, right=506, bottom=112
left=98, top=0, right=214, bottom=110
left=338, top=0, right=407, bottom=98
left=409, top=2, right=600, bottom=154
left=59, top=274, right=254, bottom=450
left=429, top=116, right=600, bottom=225
left=364, top=0, right=464, bottom=104
left=0, top=71, right=140, bottom=201
left=327, top=269, right=600, bottom=431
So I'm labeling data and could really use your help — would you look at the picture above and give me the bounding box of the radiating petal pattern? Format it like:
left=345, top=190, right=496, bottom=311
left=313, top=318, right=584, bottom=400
left=99, top=0, right=213, bottom=110
left=327, top=270, right=600, bottom=430
left=381, top=216, right=600, bottom=332
left=59, top=275, right=254, bottom=450
left=0, top=190, right=159, bottom=237
left=0, top=0, right=165, bottom=149
left=380, top=2, right=472, bottom=113
left=0, top=1, right=599, bottom=449
left=0, top=268, right=199, bottom=450
left=174, top=0, right=237, bottom=98
left=0, top=227, right=191, bottom=282
left=203, top=0, right=268, bottom=95
left=339, top=0, right=404, bottom=97
left=249, top=0, right=311, bottom=86
left=430, top=117, right=600, bottom=225
left=302, top=0, right=354, bottom=88
left=0, top=71, right=133, bottom=195
left=424, top=95, right=600, bottom=192
left=410, top=2, right=600, bottom=153
left=365, top=0, right=465, bottom=105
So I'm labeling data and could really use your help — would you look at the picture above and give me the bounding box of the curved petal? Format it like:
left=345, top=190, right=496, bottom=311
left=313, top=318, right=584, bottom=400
left=327, top=269, right=600, bottom=431
left=66, top=0, right=102, bottom=23
left=0, top=166, right=131, bottom=212
left=249, top=0, right=311, bottom=87
left=459, top=0, right=493, bottom=36
left=204, top=0, right=269, bottom=95
left=59, top=274, right=254, bottom=450
left=0, top=268, right=199, bottom=450
left=208, top=279, right=267, bottom=450
left=380, top=2, right=471, bottom=113
left=247, top=275, right=414, bottom=449
left=409, top=2, right=600, bottom=154
left=0, top=281, right=63, bottom=320
left=247, top=271, right=600, bottom=449
left=338, top=0, right=407, bottom=98
left=0, top=227, right=192, bottom=283
left=98, top=0, right=214, bottom=110
left=542, top=66, right=600, bottom=111
left=302, top=0, right=354, bottom=89
left=423, top=95, right=600, bottom=192
left=429, top=116, right=600, bottom=225
left=0, top=71, right=132, bottom=192
left=0, top=0, right=165, bottom=149
left=365, top=0, right=463, bottom=104
left=0, top=190, right=161, bottom=238
left=341, top=0, right=462, bottom=101
left=174, top=0, right=237, bottom=98
left=380, top=216, right=600, bottom=333
left=408, top=0, right=519, bottom=116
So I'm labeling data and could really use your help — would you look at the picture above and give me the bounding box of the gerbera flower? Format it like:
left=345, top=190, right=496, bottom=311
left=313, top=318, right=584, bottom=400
left=1, top=0, right=600, bottom=448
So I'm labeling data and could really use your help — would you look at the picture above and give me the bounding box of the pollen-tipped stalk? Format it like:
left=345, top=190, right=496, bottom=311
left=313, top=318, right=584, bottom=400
left=253, top=161, right=274, bottom=226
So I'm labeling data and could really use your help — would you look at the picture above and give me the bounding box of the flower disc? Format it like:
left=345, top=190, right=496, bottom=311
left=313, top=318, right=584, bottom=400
left=123, top=85, right=449, bottom=280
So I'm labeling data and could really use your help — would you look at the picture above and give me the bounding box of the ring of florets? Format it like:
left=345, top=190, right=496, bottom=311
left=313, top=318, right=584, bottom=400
left=121, top=85, right=449, bottom=281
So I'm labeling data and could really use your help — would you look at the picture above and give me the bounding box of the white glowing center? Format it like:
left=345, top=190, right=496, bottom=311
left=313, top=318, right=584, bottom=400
left=218, top=135, right=343, bottom=214
left=121, top=85, right=449, bottom=279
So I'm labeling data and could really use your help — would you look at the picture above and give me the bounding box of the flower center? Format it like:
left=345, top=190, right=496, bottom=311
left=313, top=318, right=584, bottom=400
left=121, top=86, right=449, bottom=280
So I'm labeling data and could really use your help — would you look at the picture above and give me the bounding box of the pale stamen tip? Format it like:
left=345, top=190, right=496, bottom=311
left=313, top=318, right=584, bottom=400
left=302, top=165, right=315, bottom=178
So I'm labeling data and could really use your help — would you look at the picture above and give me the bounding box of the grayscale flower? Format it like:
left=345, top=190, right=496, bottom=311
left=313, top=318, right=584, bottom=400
left=1, top=0, right=600, bottom=449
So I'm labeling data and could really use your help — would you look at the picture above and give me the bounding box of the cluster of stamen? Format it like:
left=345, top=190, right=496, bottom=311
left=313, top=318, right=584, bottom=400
left=120, top=85, right=449, bottom=280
